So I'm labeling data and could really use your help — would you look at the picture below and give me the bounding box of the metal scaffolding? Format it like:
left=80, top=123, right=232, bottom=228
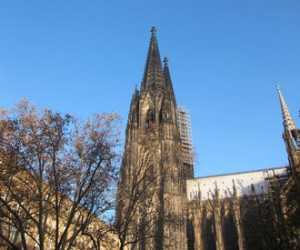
left=176, top=106, right=193, bottom=165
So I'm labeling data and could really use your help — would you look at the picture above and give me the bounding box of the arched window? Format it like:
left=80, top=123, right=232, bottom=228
left=159, top=102, right=170, bottom=123
left=145, top=109, right=154, bottom=129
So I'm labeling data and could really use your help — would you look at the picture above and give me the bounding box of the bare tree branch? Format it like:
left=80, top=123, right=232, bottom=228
left=0, top=100, right=121, bottom=249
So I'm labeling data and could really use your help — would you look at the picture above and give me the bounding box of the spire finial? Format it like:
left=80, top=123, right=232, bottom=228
left=151, top=26, right=157, bottom=36
left=276, top=82, right=280, bottom=90
left=163, top=57, right=169, bottom=67
left=232, top=179, right=237, bottom=194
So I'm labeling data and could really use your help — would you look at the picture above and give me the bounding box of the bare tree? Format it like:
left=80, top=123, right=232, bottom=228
left=0, top=100, right=121, bottom=250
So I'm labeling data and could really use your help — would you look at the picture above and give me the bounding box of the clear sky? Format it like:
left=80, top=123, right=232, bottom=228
left=1, top=1, right=299, bottom=177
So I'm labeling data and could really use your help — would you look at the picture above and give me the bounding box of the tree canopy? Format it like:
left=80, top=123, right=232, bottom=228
left=0, top=100, right=121, bottom=250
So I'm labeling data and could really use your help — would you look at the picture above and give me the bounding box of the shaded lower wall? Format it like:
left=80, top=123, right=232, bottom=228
left=187, top=193, right=288, bottom=250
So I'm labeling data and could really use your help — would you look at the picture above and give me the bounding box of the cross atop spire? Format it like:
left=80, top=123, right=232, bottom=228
left=151, top=26, right=157, bottom=36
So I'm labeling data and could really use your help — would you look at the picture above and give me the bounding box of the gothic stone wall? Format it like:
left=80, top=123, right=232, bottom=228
left=187, top=193, right=288, bottom=250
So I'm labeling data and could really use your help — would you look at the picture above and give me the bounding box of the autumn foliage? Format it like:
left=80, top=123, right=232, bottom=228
left=0, top=100, right=121, bottom=250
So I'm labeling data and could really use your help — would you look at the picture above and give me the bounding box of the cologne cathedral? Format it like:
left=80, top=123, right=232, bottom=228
left=115, top=27, right=300, bottom=250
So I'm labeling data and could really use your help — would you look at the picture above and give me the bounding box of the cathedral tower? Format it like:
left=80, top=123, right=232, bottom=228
left=115, top=27, right=188, bottom=249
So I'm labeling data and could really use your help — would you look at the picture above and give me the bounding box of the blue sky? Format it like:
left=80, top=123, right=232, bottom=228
left=1, top=1, right=299, bottom=177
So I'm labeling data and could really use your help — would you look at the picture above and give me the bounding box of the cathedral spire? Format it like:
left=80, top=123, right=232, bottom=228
left=141, top=27, right=165, bottom=92
left=276, top=84, right=297, bottom=133
left=163, top=57, right=177, bottom=106
left=276, top=84, right=300, bottom=161
left=163, top=57, right=171, bottom=85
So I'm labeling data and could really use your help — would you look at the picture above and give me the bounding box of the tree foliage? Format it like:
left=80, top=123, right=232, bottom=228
left=0, top=100, right=121, bottom=250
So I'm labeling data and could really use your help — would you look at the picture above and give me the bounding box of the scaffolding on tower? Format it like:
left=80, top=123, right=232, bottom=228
left=177, top=106, right=194, bottom=166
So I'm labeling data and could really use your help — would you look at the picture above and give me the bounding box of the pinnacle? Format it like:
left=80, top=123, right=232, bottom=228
left=164, top=57, right=169, bottom=67
left=276, top=84, right=297, bottom=132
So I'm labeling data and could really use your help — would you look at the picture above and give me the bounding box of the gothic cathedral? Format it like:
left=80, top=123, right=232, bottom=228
left=115, top=27, right=300, bottom=250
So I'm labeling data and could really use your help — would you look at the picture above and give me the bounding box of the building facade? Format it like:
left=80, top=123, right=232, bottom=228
left=116, top=28, right=300, bottom=250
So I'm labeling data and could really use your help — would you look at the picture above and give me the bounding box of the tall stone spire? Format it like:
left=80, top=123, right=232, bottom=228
left=276, top=84, right=300, bottom=173
left=163, top=57, right=176, bottom=104
left=276, top=84, right=297, bottom=133
left=141, top=27, right=165, bottom=92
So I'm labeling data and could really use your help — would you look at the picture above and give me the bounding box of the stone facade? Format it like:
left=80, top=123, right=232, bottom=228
left=116, top=28, right=300, bottom=249
left=115, top=27, right=188, bottom=250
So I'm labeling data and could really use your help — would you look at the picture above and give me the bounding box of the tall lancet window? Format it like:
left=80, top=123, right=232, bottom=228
left=145, top=109, right=154, bottom=130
